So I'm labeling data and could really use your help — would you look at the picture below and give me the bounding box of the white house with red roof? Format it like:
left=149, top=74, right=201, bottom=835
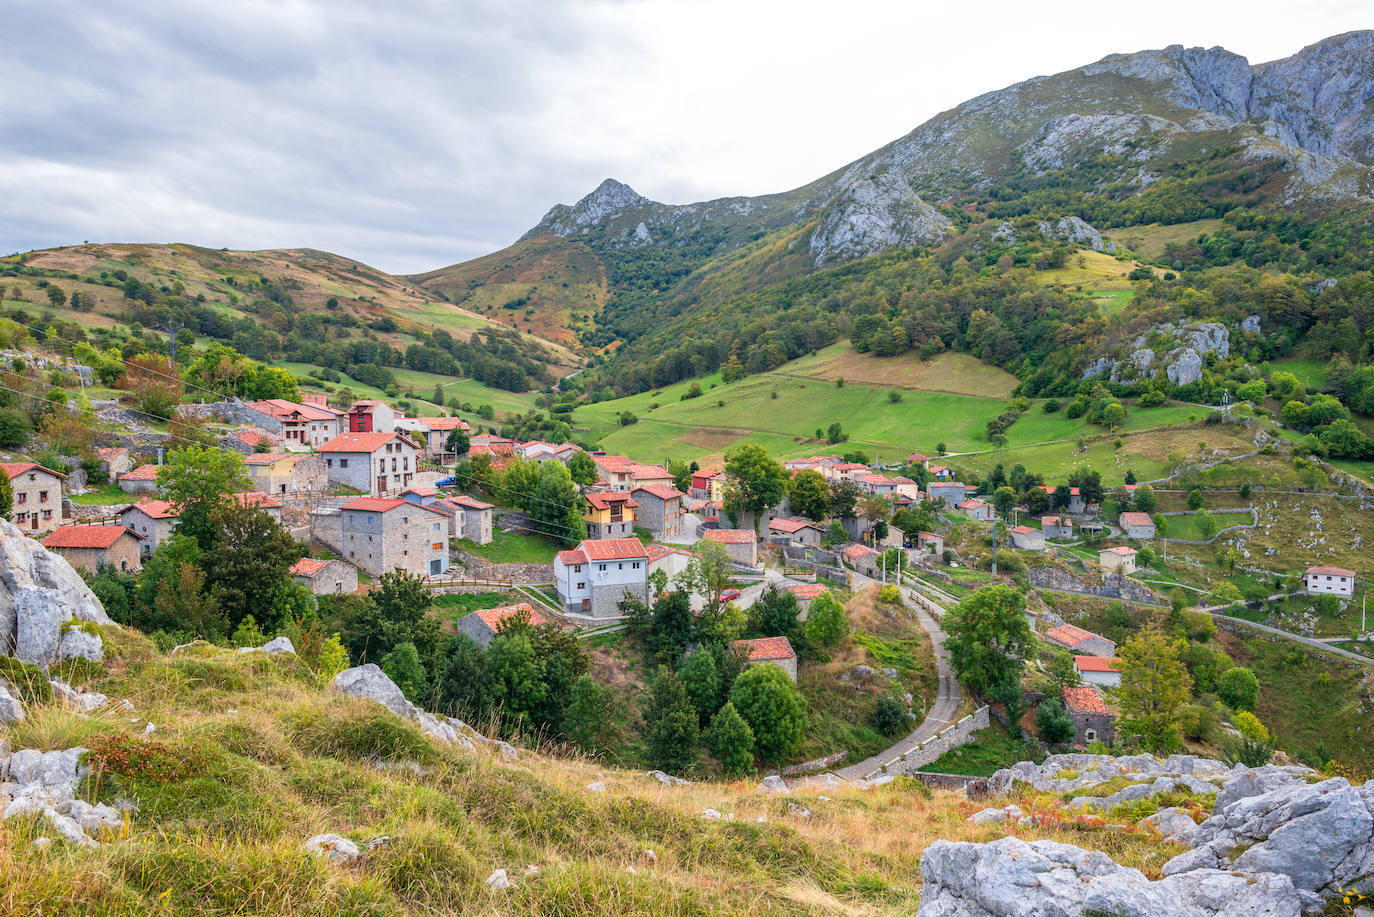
left=248, top=398, right=343, bottom=449
left=1009, top=525, right=1046, bottom=551
left=397, top=416, right=469, bottom=462
left=1098, top=545, right=1137, bottom=574
left=643, top=543, right=696, bottom=586
left=320, top=431, right=419, bottom=496
left=2, top=462, right=69, bottom=534
left=1304, top=565, right=1356, bottom=598
left=290, top=557, right=358, bottom=595
left=42, top=524, right=143, bottom=573
left=518, top=441, right=581, bottom=464
left=630, top=483, right=685, bottom=539
left=958, top=498, right=994, bottom=522
left=1117, top=511, right=1156, bottom=539
left=553, top=537, right=649, bottom=618
left=767, top=516, right=825, bottom=547
left=458, top=602, right=550, bottom=648
left=1073, top=655, right=1123, bottom=688
left=731, top=636, right=798, bottom=681
left=339, top=496, right=450, bottom=578
left=116, top=499, right=181, bottom=555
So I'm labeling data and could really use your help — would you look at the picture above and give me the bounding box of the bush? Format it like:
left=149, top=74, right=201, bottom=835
left=870, top=695, right=908, bottom=737
left=86, top=734, right=207, bottom=783
left=1232, top=710, right=1269, bottom=743
left=705, top=702, right=755, bottom=776
left=1035, top=698, right=1075, bottom=744
left=0, top=656, right=52, bottom=704
left=877, top=584, right=900, bottom=604
left=0, top=408, right=32, bottom=448
left=288, top=703, right=440, bottom=764
left=1218, top=667, right=1259, bottom=711
left=803, top=592, right=849, bottom=647
left=1042, top=399, right=1061, bottom=413
left=728, top=664, right=804, bottom=761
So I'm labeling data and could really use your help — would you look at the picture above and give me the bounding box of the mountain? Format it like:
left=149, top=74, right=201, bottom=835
left=410, top=32, right=1374, bottom=368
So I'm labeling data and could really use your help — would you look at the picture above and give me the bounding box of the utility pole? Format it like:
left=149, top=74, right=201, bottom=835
left=991, top=523, right=999, bottom=576
left=160, top=321, right=185, bottom=366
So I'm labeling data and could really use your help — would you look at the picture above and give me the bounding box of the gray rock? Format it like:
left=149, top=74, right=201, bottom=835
left=809, top=172, right=952, bottom=267
left=585, top=781, right=606, bottom=793
left=4, top=748, right=84, bottom=792
left=0, top=681, right=23, bottom=725
left=236, top=636, right=295, bottom=655
left=59, top=626, right=104, bottom=664
left=968, top=807, right=1007, bottom=825
left=647, top=769, right=689, bottom=787
left=1143, top=806, right=1199, bottom=845
left=305, top=833, right=360, bottom=865
left=1037, top=215, right=1115, bottom=251
left=1242, top=315, right=1262, bottom=335
left=756, top=775, right=789, bottom=794
left=332, top=664, right=415, bottom=719
left=0, top=518, right=112, bottom=665
left=917, top=836, right=1301, bottom=916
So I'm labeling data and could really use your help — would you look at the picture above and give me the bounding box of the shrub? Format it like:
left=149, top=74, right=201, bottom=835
left=705, top=701, right=755, bottom=776
left=0, top=656, right=52, bottom=704
left=1035, top=698, right=1075, bottom=744
left=1217, top=667, right=1259, bottom=711
left=877, top=584, right=901, bottom=604
left=288, top=702, right=440, bottom=764
left=1232, top=710, right=1269, bottom=743
left=1042, top=399, right=1061, bottom=413
left=728, top=665, right=804, bottom=761
left=870, top=695, right=908, bottom=737
left=86, top=734, right=207, bottom=783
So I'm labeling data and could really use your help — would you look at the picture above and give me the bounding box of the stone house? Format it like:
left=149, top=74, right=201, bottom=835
left=42, top=524, right=143, bottom=573
left=96, top=447, right=132, bottom=480
left=339, top=497, right=450, bottom=578
left=446, top=494, right=494, bottom=544
left=117, top=463, right=160, bottom=495
left=244, top=452, right=328, bottom=496
left=917, top=531, right=944, bottom=555
left=320, top=432, right=420, bottom=496
left=248, top=399, right=343, bottom=449
left=702, top=528, right=758, bottom=566
left=731, top=636, right=798, bottom=681
left=689, top=468, right=724, bottom=500
left=1044, top=485, right=1086, bottom=515
left=457, top=602, right=550, bottom=649
left=1041, top=516, right=1074, bottom=540
left=839, top=542, right=881, bottom=576
left=630, top=483, right=686, bottom=540
left=584, top=491, right=637, bottom=540
left=786, top=583, right=827, bottom=615
left=290, top=557, right=358, bottom=596
left=1010, top=525, right=1046, bottom=551
left=1304, top=565, right=1355, bottom=598
left=1044, top=623, right=1117, bottom=658
left=1118, top=511, right=1156, bottom=540
left=2, top=462, right=70, bottom=535
left=958, top=498, right=994, bottom=521
left=405, top=416, right=469, bottom=462
left=926, top=481, right=967, bottom=509
left=116, top=499, right=181, bottom=556
left=1061, top=685, right=1115, bottom=744
left=767, top=516, right=824, bottom=547
left=553, top=537, right=649, bottom=618
left=1098, top=545, right=1137, bottom=574
left=1073, top=655, right=1123, bottom=688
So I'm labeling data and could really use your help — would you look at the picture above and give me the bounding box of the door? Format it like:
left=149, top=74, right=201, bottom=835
left=581, top=599, right=590, bottom=613
left=377, top=476, right=387, bottom=494
left=31, top=514, right=38, bottom=531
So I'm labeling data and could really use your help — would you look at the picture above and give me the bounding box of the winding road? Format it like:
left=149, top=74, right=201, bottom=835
left=836, top=575, right=962, bottom=781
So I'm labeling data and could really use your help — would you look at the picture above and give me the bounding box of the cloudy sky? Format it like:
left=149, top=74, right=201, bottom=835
left=2, top=0, right=1367, bottom=273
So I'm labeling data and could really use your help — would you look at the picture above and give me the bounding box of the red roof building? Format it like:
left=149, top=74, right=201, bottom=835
left=42, top=525, right=139, bottom=549
left=1062, top=684, right=1112, bottom=717
left=731, top=636, right=798, bottom=680
left=703, top=528, right=753, bottom=545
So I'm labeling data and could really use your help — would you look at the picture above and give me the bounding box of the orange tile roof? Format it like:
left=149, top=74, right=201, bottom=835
left=840, top=543, right=880, bottom=560
left=42, top=525, right=140, bottom=549
left=320, top=432, right=415, bottom=453
left=585, top=492, right=637, bottom=511
left=787, top=583, right=827, bottom=600
left=119, top=464, right=159, bottom=481
left=1103, top=546, right=1137, bottom=556
left=445, top=495, right=493, bottom=510
left=1062, top=684, right=1112, bottom=717
left=732, top=636, right=796, bottom=662
left=232, top=430, right=278, bottom=448
left=703, top=529, right=754, bottom=545
left=1042, top=516, right=1069, bottom=526
left=96, top=447, right=127, bottom=461
left=769, top=517, right=821, bottom=533
left=244, top=452, right=293, bottom=465
left=472, top=603, right=548, bottom=632
left=1118, top=512, right=1154, bottom=527
left=249, top=398, right=340, bottom=421
left=1, top=461, right=67, bottom=480
left=1073, top=655, right=1122, bottom=673
left=1043, top=485, right=1081, bottom=495
left=580, top=537, right=648, bottom=561
left=120, top=499, right=179, bottom=519
left=1306, top=565, right=1355, bottom=577
left=418, top=417, right=469, bottom=432
left=1011, top=525, right=1037, bottom=535
left=557, top=549, right=587, bottom=565
left=631, top=482, right=685, bottom=501
left=290, top=557, right=335, bottom=578
left=1045, top=624, right=1098, bottom=648
left=340, top=497, right=410, bottom=512
left=643, top=543, right=695, bottom=563
left=233, top=492, right=281, bottom=509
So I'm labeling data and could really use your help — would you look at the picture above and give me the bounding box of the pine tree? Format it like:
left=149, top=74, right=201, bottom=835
left=679, top=646, right=721, bottom=722
left=705, top=702, right=754, bottom=776
left=563, top=674, right=608, bottom=752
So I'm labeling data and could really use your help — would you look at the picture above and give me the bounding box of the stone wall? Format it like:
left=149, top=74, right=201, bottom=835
left=778, top=750, right=849, bottom=777
left=175, top=398, right=284, bottom=431
left=451, top=550, right=554, bottom=585
left=904, top=771, right=986, bottom=792
left=870, top=705, right=990, bottom=777
left=1027, top=565, right=1164, bottom=605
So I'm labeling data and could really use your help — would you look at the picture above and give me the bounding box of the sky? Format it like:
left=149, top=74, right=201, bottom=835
left=1, top=0, right=1368, bottom=274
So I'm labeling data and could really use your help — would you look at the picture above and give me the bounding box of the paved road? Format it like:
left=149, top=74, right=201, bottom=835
left=836, top=575, right=962, bottom=781
left=1204, top=608, right=1374, bottom=667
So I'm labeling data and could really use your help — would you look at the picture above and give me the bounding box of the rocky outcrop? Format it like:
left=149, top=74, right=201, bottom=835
left=331, top=664, right=467, bottom=747
left=523, top=179, right=653, bottom=238
left=1, top=747, right=124, bottom=847
left=809, top=172, right=951, bottom=267
left=1163, top=776, right=1374, bottom=913
left=0, top=519, right=112, bottom=669
left=988, top=753, right=1313, bottom=798
left=1036, top=216, right=1115, bottom=251
left=917, top=836, right=1301, bottom=916
left=0, top=682, right=23, bottom=724
left=1082, top=320, right=1231, bottom=387
left=236, top=636, right=296, bottom=655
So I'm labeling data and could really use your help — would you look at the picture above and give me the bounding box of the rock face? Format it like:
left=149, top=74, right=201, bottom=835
left=809, top=172, right=952, bottom=267
left=1163, top=776, right=1374, bottom=913
left=523, top=179, right=652, bottom=238
left=331, top=665, right=488, bottom=751
left=236, top=636, right=295, bottom=655
left=0, top=681, right=23, bottom=724
left=1037, top=215, right=1115, bottom=251
left=0, top=519, right=112, bottom=669
left=0, top=746, right=123, bottom=847
left=1082, top=321, right=1232, bottom=386
left=989, top=753, right=1312, bottom=798
left=917, top=836, right=1301, bottom=916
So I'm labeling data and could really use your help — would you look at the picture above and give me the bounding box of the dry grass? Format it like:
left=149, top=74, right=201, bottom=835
left=787, top=349, right=1018, bottom=398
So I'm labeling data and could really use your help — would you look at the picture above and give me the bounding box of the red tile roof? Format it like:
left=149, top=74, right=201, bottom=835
left=580, top=537, right=649, bottom=561
left=732, top=636, right=797, bottom=662
left=120, top=499, right=179, bottom=519
left=1062, top=685, right=1112, bottom=717
left=958, top=499, right=988, bottom=509
left=1043, top=485, right=1081, bottom=495
left=787, top=583, right=827, bottom=600
left=250, top=398, right=340, bottom=421
left=643, top=543, right=695, bottom=563
left=404, top=486, right=438, bottom=498
left=631, top=482, right=685, bottom=501
left=1011, top=525, right=1037, bottom=535
left=703, top=528, right=754, bottom=545
left=42, top=525, right=140, bottom=549
left=340, top=497, right=410, bottom=512
left=769, top=517, right=820, bottom=534
left=557, top=549, right=588, bottom=565
left=1103, top=546, right=1137, bottom=557
left=472, top=603, right=548, bottom=632
left=445, top=495, right=493, bottom=511
left=96, top=447, right=127, bottom=461
left=1045, top=625, right=1099, bottom=649
left=290, top=557, right=335, bottom=578
left=840, top=543, right=880, bottom=560
left=244, top=452, right=293, bottom=465
left=585, top=492, right=637, bottom=511
left=233, top=492, right=281, bottom=509
left=418, top=417, right=469, bottom=432
left=1042, top=516, right=1069, bottom=526
left=1118, top=512, right=1154, bottom=528
left=1306, top=565, right=1355, bottom=577
left=319, top=432, right=415, bottom=453
left=1073, top=655, right=1122, bottom=673
left=232, top=430, right=279, bottom=449
left=119, top=464, right=159, bottom=481
left=1, top=461, right=67, bottom=480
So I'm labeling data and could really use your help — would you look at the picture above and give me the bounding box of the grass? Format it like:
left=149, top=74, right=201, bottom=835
left=919, top=720, right=1046, bottom=776
left=455, top=529, right=561, bottom=564
left=430, top=591, right=518, bottom=620
left=69, top=482, right=134, bottom=505
left=1268, top=358, right=1329, bottom=390
left=1109, top=219, right=1227, bottom=260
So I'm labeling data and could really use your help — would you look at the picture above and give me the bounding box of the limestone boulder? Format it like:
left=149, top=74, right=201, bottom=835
left=0, top=519, right=112, bottom=669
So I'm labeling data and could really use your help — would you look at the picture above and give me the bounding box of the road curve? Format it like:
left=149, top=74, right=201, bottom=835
left=836, top=576, right=962, bottom=781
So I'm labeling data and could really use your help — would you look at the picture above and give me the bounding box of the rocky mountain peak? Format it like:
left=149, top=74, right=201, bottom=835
left=522, top=178, right=654, bottom=240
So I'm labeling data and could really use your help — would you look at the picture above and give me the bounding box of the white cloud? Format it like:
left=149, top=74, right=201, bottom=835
left=0, top=0, right=1367, bottom=272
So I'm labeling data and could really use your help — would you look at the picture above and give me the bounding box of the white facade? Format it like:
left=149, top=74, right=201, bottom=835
left=1304, top=568, right=1355, bottom=598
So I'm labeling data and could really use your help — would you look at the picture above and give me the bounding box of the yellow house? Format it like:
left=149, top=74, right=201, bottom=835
left=1098, top=545, right=1137, bottom=574
left=584, top=491, right=637, bottom=540
left=244, top=453, right=298, bottom=496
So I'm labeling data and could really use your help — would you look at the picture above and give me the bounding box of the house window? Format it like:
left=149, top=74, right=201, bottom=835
left=598, top=564, right=606, bottom=572
left=632, top=562, right=640, bottom=569
left=39, top=491, right=48, bottom=502
left=1084, top=729, right=1097, bottom=741
left=340, top=459, right=349, bottom=468
left=574, top=564, right=582, bottom=573
left=15, top=493, right=24, bottom=504
left=576, top=582, right=585, bottom=590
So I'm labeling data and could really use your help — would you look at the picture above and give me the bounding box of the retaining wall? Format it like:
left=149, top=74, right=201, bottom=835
left=870, top=705, right=990, bottom=778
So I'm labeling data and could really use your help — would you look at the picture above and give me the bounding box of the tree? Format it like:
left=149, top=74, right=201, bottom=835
left=434, top=634, right=493, bottom=721
left=1187, top=488, right=1204, bottom=510
left=0, top=470, right=11, bottom=521
left=992, top=486, right=1017, bottom=517
left=788, top=469, right=830, bottom=521
left=201, top=501, right=302, bottom=631
left=128, top=535, right=227, bottom=639
left=1035, top=698, right=1075, bottom=744
left=828, top=480, right=861, bottom=519
left=645, top=669, right=699, bottom=774
left=563, top=674, right=611, bottom=753
left=1046, top=650, right=1081, bottom=690
left=1101, top=402, right=1126, bottom=430
left=679, top=645, right=721, bottom=721
left=1051, top=484, right=1072, bottom=511
left=380, top=641, right=428, bottom=703
left=157, top=446, right=251, bottom=549
left=45, top=285, right=66, bottom=308
left=943, top=585, right=1033, bottom=702
left=724, top=444, right=788, bottom=526
left=1118, top=627, right=1193, bottom=752
left=803, top=592, right=849, bottom=647
left=676, top=538, right=733, bottom=614
left=340, top=569, right=441, bottom=665
left=648, top=590, right=695, bottom=662
left=748, top=585, right=802, bottom=646
left=871, top=695, right=907, bottom=737
left=1133, top=485, right=1157, bottom=513
left=728, top=664, right=804, bottom=761
left=446, top=426, right=470, bottom=458
left=567, top=451, right=598, bottom=486
left=705, top=701, right=754, bottom=776
left=0, top=409, right=32, bottom=449
left=822, top=521, right=848, bottom=547
left=527, top=461, right=585, bottom=547
left=1217, top=666, right=1259, bottom=712
left=488, top=628, right=546, bottom=727
left=125, top=353, right=183, bottom=419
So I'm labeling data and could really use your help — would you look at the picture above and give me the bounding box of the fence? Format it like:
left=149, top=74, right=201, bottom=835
left=864, top=705, right=990, bottom=780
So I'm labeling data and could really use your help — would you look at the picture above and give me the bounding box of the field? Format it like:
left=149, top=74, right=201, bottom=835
left=1269, top=358, right=1329, bottom=390
left=1106, top=219, right=1227, bottom=260
left=778, top=346, right=1019, bottom=398
left=455, top=529, right=561, bottom=564
left=278, top=361, right=540, bottom=422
